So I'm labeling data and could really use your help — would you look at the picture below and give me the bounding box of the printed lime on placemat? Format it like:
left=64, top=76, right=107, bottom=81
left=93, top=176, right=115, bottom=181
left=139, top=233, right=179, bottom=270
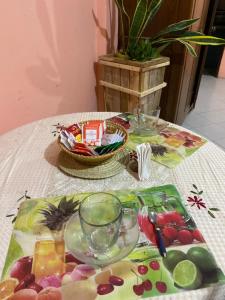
left=173, top=260, right=202, bottom=290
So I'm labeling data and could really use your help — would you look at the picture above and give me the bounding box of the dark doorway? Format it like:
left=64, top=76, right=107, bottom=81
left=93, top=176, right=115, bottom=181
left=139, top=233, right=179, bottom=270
left=190, top=0, right=225, bottom=113
left=204, top=0, right=225, bottom=76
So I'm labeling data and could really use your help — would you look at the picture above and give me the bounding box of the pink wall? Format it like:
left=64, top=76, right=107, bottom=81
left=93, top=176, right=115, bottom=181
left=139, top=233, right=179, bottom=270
left=0, top=0, right=117, bottom=135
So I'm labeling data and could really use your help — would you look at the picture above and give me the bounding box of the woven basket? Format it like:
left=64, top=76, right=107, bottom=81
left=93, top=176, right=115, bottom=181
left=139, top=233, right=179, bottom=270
left=58, top=120, right=128, bottom=165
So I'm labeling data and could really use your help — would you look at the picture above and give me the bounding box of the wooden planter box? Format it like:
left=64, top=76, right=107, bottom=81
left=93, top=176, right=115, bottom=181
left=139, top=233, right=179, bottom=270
left=98, top=55, right=170, bottom=114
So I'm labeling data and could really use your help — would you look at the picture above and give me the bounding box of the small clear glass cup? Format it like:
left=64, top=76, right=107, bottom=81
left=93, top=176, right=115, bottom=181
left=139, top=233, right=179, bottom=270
left=79, top=192, right=123, bottom=253
left=132, top=107, right=161, bottom=136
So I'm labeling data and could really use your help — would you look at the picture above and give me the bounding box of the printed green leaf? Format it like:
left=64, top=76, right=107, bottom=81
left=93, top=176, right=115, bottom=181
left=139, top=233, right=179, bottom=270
left=12, top=216, right=17, bottom=223
left=191, top=191, right=198, bottom=194
left=208, top=210, right=216, bottom=218
left=1, top=235, right=23, bottom=279
left=198, top=190, right=203, bottom=195
left=209, top=208, right=220, bottom=211
left=128, top=245, right=159, bottom=262
left=192, top=184, right=198, bottom=190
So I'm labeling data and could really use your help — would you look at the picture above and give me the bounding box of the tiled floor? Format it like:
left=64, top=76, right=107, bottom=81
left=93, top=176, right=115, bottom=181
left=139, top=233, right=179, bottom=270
left=182, top=75, right=225, bottom=150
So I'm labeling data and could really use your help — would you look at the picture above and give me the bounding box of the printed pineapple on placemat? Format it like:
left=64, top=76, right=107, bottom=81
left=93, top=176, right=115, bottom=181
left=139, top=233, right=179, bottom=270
left=32, top=198, right=79, bottom=281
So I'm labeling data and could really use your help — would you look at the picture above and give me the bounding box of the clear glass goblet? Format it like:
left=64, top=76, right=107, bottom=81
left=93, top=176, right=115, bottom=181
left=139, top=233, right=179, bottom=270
left=79, top=192, right=123, bottom=253
left=132, top=106, right=161, bottom=136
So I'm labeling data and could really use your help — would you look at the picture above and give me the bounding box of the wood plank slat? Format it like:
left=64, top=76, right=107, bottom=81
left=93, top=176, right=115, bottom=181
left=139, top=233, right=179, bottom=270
left=99, top=60, right=140, bottom=72
left=99, top=80, right=167, bottom=97
left=141, top=61, right=170, bottom=72
left=99, top=54, right=170, bottom=68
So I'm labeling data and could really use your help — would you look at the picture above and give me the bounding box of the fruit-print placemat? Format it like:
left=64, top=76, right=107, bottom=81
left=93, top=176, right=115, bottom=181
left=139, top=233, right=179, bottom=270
left=108, top=114, right=207, bottom=169
left=1, top=185, right=224, bottom=299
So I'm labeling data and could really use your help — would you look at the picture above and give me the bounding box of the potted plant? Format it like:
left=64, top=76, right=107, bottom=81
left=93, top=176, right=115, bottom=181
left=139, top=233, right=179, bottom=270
left=98, top=0, right=225, bottom=113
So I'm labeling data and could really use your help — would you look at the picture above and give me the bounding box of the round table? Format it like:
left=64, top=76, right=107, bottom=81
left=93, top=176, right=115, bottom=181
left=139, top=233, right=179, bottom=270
left=0, top=112, right=225, bottom=299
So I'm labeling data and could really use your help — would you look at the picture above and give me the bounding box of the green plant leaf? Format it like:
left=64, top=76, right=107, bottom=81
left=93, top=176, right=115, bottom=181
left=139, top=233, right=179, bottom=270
left=192, top=184, right=198, bottom=190
left=153, top=34, right=225, bottom=52
left=153, top=18, right=199, bottom=39
left=121, top=0, right=130, bottom=26
left=209, top=208, right=220, bottom=211
left=156, top=42, right=171, bottom=53
left=115, top=0, right=126, bottom=51
left=151, top=47, right=161, bottom=58
left=128, top=39, right=158, bottom=61
left=115, top=0, right=131, bottom=34
left=181, top=31, right=205, bottom=37
left=208, top=210, right=216, bottom=218
left=152, top=37, right=175, bottom=45
left=116, top=0, right=130, bottom=21
left=128, top=0, right=148, bottom=47
left=180, top=35, right=225, bottom=45
left=138, top=0, right=163, bottom=39
left=178, top=40, right=197, bottom=57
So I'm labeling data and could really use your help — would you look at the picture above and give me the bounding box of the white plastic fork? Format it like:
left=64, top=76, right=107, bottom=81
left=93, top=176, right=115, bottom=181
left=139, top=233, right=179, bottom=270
left=102, top=129, right=125, bottom=145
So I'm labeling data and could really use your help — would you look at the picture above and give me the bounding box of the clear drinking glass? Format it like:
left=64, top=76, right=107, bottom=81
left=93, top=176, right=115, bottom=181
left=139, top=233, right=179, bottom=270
left=79, top=192, right=123, bottom=253
left=132, top=107, right=161, bottom=135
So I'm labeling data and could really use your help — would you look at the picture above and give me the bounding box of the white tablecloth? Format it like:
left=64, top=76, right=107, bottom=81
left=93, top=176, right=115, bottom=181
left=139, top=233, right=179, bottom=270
left=0, top=112, right=225, bottom=300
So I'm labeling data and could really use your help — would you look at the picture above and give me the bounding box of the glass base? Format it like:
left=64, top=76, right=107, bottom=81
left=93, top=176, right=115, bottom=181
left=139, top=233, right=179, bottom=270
left=130, top=113, right=160, bottom=136
left=64, top=211, right=139, bottom=267
left=133, top=127, right=159, bottom=136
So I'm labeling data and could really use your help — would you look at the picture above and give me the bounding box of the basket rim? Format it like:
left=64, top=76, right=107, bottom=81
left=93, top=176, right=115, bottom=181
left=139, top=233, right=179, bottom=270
left=57, top=120, right=128, bottom=161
